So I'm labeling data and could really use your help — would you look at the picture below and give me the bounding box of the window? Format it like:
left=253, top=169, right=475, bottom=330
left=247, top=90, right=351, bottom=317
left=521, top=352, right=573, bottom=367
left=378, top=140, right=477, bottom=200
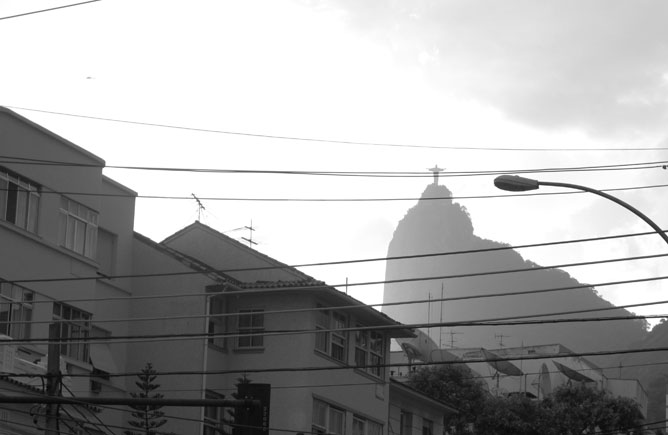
left=204, top=390, right=225, bottom=435
left=400, top=411, right=413, bottom=435
left=96, top=228, right=117, bottom=275
left=237, top=309, right=264, bottom=349
left=208, top=296, right=226, bottom=349
left=353, top=416, right=382, bottom=435
left=58, top=197, right=98, bottom=258
left=355, top=327, right=384, bottom=378
left=53, top=302, right=91, bottom=361
left=0, top=282, right=33, bottom=340
left=422, top=419, right=433, bottom=435
left=0, top=167, right=40, bottom=233
left=313, top=399, right=345, bottom=435
left=315, top=307, right=347, bottom=363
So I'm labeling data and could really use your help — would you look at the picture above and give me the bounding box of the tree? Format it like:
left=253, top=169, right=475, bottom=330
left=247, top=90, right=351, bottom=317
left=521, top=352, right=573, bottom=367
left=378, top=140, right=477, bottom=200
left=407, top=364, right=487, bottom=433
left=408, top=365, right=644, bottom=435
left=124, top=363, right=174, bottom=435
left=544, top=384, right=643, bottom=435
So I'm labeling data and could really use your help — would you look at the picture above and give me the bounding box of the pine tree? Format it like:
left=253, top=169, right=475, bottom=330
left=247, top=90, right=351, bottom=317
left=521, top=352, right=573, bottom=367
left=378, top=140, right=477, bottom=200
left=124, top=363, right=173, bottom=435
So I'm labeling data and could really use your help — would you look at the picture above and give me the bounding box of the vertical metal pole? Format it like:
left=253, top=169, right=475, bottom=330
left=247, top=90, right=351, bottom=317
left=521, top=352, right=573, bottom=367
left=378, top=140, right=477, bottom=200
left=45, top=323, right=61, bottom=435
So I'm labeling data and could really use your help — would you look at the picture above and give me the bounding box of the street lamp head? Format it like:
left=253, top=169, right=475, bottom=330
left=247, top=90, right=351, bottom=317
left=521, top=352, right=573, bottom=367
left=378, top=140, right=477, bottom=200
left=494, top=175, right=540, bottom=192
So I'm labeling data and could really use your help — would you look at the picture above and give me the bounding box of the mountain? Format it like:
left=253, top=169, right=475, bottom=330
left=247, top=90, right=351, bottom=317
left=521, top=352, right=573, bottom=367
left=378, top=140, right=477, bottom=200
left=382, top=182, right=648, bottom=365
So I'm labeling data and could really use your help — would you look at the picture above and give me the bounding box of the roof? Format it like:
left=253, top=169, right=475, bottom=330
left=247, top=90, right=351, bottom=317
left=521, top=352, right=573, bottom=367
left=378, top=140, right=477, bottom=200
left=0, top=106, right=106, bottom=165
left=159, top=222, right=414, bottom=337
left=389, top=378, right=459, bottom=414
left=162, top=221, right=315, bottom=281
left=134, top=232, right=242, bottom=286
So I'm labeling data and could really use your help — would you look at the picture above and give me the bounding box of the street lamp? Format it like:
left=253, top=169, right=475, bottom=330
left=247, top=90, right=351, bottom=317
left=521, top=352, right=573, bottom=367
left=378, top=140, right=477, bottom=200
left=494, top=175, right=668, bottom=247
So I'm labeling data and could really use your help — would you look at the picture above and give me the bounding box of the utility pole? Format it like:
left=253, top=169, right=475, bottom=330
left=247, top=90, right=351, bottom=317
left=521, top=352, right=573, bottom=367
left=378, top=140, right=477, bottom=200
left=45, top=323, right=61, bottom=435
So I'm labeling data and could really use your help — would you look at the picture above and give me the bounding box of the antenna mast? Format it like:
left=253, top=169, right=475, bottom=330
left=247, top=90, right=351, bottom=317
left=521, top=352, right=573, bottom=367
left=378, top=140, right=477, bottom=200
left=191, top=193, right=206, bottom=222
left=241, top=220, right=258, bottom=248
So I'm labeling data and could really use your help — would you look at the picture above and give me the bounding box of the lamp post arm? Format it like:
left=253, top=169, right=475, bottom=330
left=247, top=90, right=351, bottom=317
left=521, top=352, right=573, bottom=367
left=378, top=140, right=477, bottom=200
left=538, top=180, right=668, bottom=247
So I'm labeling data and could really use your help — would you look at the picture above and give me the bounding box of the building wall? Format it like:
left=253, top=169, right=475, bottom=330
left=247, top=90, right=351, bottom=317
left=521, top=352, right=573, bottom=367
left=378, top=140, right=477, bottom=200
left=0, top=107, right=136, bottom=434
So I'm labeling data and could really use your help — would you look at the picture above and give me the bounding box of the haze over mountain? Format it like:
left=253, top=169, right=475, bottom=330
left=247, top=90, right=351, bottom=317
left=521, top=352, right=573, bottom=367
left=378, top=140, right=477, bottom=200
left=383, top=181, right=648, bottom=363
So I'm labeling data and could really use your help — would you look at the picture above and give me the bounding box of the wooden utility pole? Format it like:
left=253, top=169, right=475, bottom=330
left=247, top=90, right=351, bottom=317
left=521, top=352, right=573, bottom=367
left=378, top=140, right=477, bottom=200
left=45, top=323, right=61, bottom=435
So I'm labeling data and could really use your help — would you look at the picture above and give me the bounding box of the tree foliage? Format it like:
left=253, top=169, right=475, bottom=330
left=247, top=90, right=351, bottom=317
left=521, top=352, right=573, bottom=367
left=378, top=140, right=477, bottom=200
left=406, top=364, right=487, bottom=433
left=124, top=362, right=174, bottom=435
left=407, top=365, right=644, bottom=435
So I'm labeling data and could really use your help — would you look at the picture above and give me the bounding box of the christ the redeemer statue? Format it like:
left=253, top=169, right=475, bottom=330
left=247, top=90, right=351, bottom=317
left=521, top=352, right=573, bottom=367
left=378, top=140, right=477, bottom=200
left=428, top=165, right=444, bottom=185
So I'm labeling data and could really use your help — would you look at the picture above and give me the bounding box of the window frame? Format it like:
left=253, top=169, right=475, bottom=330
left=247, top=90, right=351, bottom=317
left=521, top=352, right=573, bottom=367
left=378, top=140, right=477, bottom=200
left=53, top=302, right=92, bottom=362
left=236, top=308, right=264, bottom=349
left=312, top=399, right=346, bottom=435
left=353, top=415, right=382, bottom=435
left=315, top=307, right=348, bottom=363
left=0, top=167, right=40, bottom=233
left=0, top=282, right=33, bottom=340
left=355, top=327, right=385, bottom=378
left=400, top=411, right=413, bottom=435
left=58, top=196, right=99, bottom=259
left=208, top=295, right=227, bottom=349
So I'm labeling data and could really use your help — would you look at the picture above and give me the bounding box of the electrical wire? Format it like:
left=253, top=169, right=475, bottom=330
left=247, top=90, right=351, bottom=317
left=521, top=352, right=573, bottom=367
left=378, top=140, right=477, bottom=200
left=0, top=1, right=100, bottom=21
left=2, top=154, right=667, bottom=176
left=6, top=344, right=668, bottom=379
left=4, top=179, right=668, bottom=203
left=7, top=105, right=668, bottom=152
left=5, top=273, right=668, bottom=331
left=7, top=234, right=668, bottom=286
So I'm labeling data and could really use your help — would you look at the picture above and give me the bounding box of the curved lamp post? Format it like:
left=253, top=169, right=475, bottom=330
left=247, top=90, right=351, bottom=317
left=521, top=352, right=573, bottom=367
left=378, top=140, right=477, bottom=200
left=494, top=175, right=668, bottom=247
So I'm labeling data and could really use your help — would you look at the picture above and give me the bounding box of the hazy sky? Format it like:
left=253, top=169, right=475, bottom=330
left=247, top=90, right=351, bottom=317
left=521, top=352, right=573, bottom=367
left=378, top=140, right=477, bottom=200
left=2, top=0, right=667, bottom=323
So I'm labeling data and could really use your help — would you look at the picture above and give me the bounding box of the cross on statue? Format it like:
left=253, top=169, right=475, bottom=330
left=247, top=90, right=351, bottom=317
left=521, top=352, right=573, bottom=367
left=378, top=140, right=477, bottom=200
left=428, top=165, right=445, bottom=185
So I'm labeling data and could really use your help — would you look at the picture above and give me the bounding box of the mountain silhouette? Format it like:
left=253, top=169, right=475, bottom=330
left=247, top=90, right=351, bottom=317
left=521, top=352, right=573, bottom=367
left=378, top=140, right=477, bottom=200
left=383, top=182, right=648, bottom=366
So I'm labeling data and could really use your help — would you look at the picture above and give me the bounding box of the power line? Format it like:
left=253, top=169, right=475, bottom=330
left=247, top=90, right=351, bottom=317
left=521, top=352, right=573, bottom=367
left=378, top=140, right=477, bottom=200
left=4, top=297, right=666, bottom=349
left=7, top=105, right=668, bottom=152
left=6, top=230, right=668, bottom=286
left=5, top=272, right=668, bottom=329
left=3, top=155, right=667, bottom=176
left=0, top=0, right=100, bottom=21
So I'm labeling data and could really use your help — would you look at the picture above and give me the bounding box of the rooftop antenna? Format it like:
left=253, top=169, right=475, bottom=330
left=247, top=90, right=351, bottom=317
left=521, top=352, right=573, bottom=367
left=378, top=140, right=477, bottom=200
left=495, top=333, right=509, bottom=348
left=241, top=220, right=258, bottom=248
left=447, top=330, right=462, bottom=348
left=191, top=193, right=206, bottom=222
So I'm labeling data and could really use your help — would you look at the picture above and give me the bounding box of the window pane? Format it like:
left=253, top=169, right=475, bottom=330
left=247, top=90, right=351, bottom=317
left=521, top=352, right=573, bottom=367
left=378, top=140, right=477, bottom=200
left=369, top=421, right=383, bottom=435
left=355, top=348, right=367, bottom=367
left=329, top=408, right=345, bottom=435
left=312, top=400, right=327, bottom=427
left=315, top=330, right=328, bottom=352
left=27, top=192, right=39, bottom=232
left=353, top=418, right=365, bottom=435
left=0, top=178, right=7, bottom=221
left=15, top=187, right=28, bottom=228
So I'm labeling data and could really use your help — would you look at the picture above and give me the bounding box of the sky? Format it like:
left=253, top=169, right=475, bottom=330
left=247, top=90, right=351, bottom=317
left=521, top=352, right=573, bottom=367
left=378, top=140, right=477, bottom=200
left=1, top=0, right=668, bottom=327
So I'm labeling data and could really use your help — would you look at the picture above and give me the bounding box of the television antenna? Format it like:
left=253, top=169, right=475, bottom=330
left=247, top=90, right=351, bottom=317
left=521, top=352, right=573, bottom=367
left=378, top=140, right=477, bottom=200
left=241, top=220, right=257, bottom=248
left=191, top=193, right=206, bottom=222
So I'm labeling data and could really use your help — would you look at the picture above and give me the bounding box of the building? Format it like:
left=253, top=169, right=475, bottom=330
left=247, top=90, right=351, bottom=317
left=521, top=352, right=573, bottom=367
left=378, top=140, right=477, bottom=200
left=129, top=221, right=417, bottom=435
left=391, top=342, right=648, bottom=419
left=1, top=105, right=449, bottom=435
left=0, top=106, right=136, bottom=434
left=388, top=379, right=457, bottom=435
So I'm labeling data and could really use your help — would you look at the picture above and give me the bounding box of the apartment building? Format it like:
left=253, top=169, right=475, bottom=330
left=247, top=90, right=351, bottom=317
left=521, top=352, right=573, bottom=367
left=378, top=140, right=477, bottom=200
left=0, top=106, right=136, bottom=434
left=1, top=106, right=446, bottom=435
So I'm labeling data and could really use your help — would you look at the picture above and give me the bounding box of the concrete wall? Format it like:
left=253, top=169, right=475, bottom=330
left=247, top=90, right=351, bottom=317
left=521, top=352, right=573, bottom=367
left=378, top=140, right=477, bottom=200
left=0, top=107, right=136, bottom=434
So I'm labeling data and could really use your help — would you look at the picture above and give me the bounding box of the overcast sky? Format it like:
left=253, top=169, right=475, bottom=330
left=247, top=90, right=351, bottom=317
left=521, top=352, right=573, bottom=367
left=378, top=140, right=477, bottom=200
left=2, top=0, right=667, bottom=324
